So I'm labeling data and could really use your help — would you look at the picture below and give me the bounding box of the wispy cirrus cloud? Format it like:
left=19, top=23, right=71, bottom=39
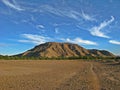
left=53, top=23, right=71, bottom=27
left=19, top=34, right=51, bottom=44
left=90, top=16, right=114, bottom=38
left=1, top=1, right=96, bottom=24
left=2, top=0, right=24, bottom=11
left=81, top=10, right=96, bottom=21
left=109, top=40, right=120, bottom=45
left=41, top=5, right=95, bottom=21
left=41, top=5, right=79, bottom=20
left=62, top=37, right=97, bottom=45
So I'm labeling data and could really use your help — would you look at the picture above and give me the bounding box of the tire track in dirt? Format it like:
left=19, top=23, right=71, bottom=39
left=94, top=62, right=120, bottom=90
left=90, top=63, right=100, bottom=90
left=57, top=63, right=100, bottom=90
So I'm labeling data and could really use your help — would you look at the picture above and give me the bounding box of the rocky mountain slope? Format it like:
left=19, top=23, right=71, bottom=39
left=18, top=42, right=115, bottom=58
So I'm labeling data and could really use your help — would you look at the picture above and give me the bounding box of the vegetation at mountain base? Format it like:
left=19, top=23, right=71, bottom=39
left=0, top=55, right=119, bottom=61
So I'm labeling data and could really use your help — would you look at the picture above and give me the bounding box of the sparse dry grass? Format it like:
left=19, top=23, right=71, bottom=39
left=0, top=60, right=119, bottom=90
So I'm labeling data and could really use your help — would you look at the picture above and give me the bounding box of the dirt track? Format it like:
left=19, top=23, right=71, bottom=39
left=0, top=60, right=120, bottom=90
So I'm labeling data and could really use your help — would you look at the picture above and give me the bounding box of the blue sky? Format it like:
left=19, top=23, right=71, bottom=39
left=0, top=0, right=120, bottom=55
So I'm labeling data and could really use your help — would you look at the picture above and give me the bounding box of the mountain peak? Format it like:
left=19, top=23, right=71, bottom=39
left=18, top=42, right=115, bottom=58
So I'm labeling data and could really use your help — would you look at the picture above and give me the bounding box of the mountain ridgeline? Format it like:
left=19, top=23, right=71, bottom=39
left=17, top=42, right=115, bottom=58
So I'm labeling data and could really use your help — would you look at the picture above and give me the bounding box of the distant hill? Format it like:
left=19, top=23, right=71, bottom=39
left=17, top=42, right=115, bottom=58
left=0, top=55, right=3, bottom=57
left=89, top=49, right=115, bottom=57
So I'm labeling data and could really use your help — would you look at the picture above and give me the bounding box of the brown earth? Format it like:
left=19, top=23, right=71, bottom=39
left=0, top=60, right=120, bottom=90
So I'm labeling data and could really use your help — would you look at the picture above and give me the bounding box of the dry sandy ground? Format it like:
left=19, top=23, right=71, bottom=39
left=0, top=60, right=120, bottom=90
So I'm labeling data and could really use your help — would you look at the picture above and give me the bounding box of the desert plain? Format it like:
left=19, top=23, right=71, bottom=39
left=0, top=60, right=120, bottom=90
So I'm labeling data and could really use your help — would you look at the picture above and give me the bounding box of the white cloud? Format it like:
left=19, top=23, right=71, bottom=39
left=76, top=25, right=88, bottom=30
left=62, top=37, right=97, bottom=45
left=18, top=40, right=32, bottom=43
left=21, top=20, right=28, bottom=23
left=19, top=34, right=51, bottom=44
left=2, top=0, right=24, bottom=11
left=41, top=5, right=79, bottom=20
left=36, top=24, right=45, bottom=29
left=90, top=16, right=114, bottom=38
left=19, top=34, right=97, bottom=45
left=53, top=23, right=71, bottom=27
left=55, top=28, right=59, bottom=34
left=109, top=40, right=120, bottom=45
left=31, top=16, right=36, bottom=22
left=81, top=10, right=96, bottom=21
left=41, top=5, right=95, bottom=21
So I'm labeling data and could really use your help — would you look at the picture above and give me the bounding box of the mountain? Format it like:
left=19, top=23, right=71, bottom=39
left=17, top=42, right=115, bottom=58
left=89, top=49, right=115, bottom=57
